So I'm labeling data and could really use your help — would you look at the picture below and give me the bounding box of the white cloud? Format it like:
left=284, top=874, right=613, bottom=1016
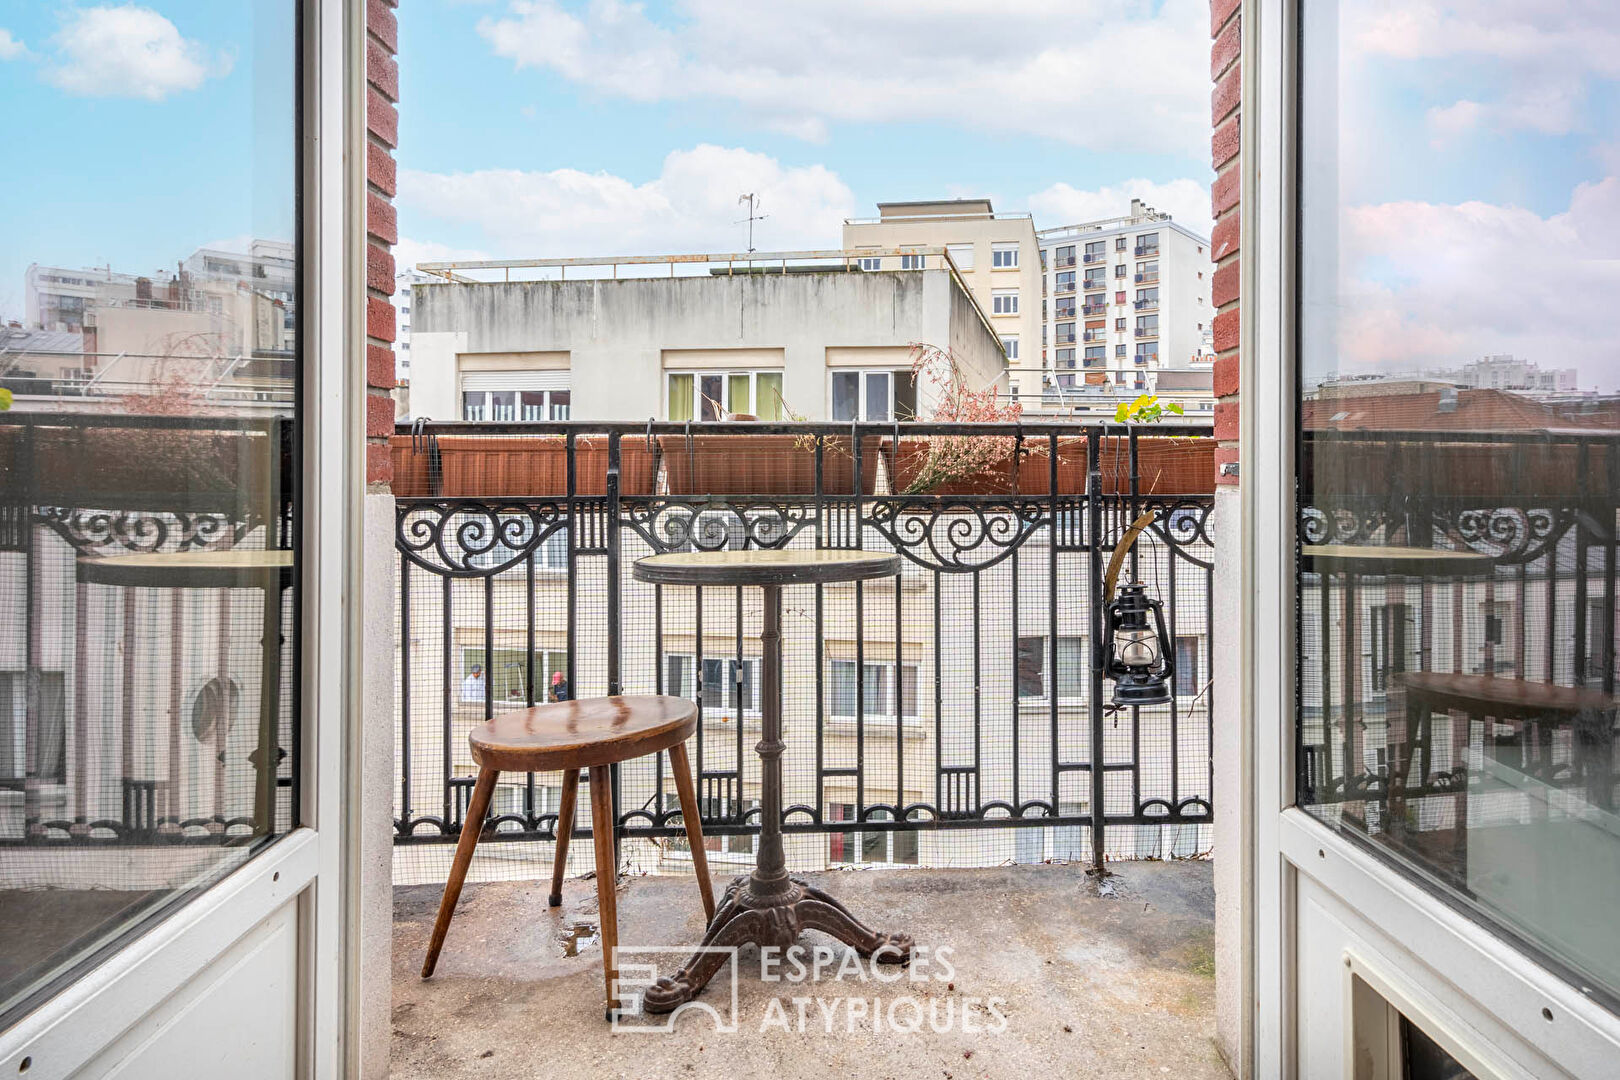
left=1026, top=178, right=1213, bottom=241
left=1355, top=2, right=1620, bottom=139
left=399, top=144, right=855, bottom=257
left=0, top=29, right=27, bottom=60
left=394, top=236, right=492, bottom=275
left=1331, top=176, right=1620, bottom=387
left=477, top=0, right=1209, bottom=154
left=47, top=5, right=230, bottom=100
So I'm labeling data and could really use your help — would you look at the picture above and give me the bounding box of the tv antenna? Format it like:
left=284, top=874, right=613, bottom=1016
left=735, top=193, right=767, bottom=254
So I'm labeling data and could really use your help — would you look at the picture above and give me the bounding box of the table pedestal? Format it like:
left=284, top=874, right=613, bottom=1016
left=642, top=583, right=912, bottom=1013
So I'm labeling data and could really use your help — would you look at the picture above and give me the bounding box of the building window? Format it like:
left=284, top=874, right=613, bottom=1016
left=1115, top=344, right=1127, bottom=358
left=828, top=804, right=918, bottom=865
left=1135, top=288, right=1159, bottom=309
left=667, top=370, right=784, bottom=421
left=945, top=243, right=974, bottom=270
left=0, top=672, right=65, bottom=786
left=1083, top=268, right=1106, bottom=291
left=992, top=289, right=1019, bottom=315
left=1115, top=236, right=1126, bottom=251
left=991, top=242, right=1019, bottom=269
left=828, top=660, right=919, bottom=721
left=1084, top=346, right=1106, bottom=366
left=463, top=388, right=572, bottom=422
left=830, top=369, right=918, bottom=422
left=1054, top=271, right=1076, bottom=294
left=1114, top=264, right=1126, bottom=278
left=1135, top=232, right=1160, bottom=256
left=1137, top=260, right=1159, bottom=284
left=1135, top=314, right=1159, bottom=338
left=461, top=648, right=570, bottom=706
left=1083, top=240, right=1106, bottom=264
left=1055, top=347, right=1075, bottom=367
left=1135, top=342, right=1158, bottom=364
left=665, top=655, right=762, bottom=715
left=900, top=252, right=926, bottom=270
left=1054, top=296, right=1076, bottom=318
left=858, top=256, right=882, bottom=271
left=1015, top=636, right=1085, bottom=700
left=1001, top=336, right=1019, bottom=361
left=1115, top=318, right=1126, bottom=331
left=1054, top=322, right=1076, bottom=345
left=1115, top=291, right=1126, bottom=305
left=1054, top=244, right=1075, bottom=267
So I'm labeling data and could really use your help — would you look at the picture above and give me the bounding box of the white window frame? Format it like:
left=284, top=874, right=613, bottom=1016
left=1000, top=336, right=1019, bottom=361
left=857, top=256, right=882, bottom=271
left=666, top=369, right=784, bottom=421
left=664, top=654, right=762, bottom=720
left=991, top=289, right=1019, bottom=316
left=829, top=368, right=914, bottom=422
left=461, top=387, right=571, bottom=422
left=991, top=243, right=1020, bottom=269
left=826, top=659, right=920, bottom=724
left=1014, top=635, right=1086, bottom=703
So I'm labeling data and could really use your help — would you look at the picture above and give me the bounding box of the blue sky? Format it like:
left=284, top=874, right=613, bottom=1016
left=1, top=1, right=1615, bottom=385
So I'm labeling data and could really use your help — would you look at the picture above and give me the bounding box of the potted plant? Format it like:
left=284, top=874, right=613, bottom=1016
left=659, top=431, right=881, bottom=496
left=883, top=343, right=1054, bottom=497
left=1096, top=394, right=1214, bottom=496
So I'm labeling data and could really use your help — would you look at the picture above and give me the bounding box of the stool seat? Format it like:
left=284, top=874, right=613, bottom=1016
left=470, top=695, right=697, bottom=773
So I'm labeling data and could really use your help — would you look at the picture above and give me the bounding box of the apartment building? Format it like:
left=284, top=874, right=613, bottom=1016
left=407, top=250, right=1004, bottom=423
left=1036, top=200, right=1212, bottom=413
left=842, top=199, right=1039, bottom=397
left=392, top=268, right=433, bottom=389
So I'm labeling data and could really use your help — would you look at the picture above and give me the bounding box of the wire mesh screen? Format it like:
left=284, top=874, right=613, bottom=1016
left=393, top=424, right=1214, bottom=886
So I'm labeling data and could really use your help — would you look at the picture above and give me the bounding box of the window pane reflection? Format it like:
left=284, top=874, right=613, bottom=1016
left=0, top=3, right=299, bottom=1025
left=1298, top=1, right=1620, bottom=1004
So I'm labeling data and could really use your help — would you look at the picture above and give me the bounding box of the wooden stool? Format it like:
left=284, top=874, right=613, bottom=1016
left=419, top=695, right=716, bottom=1018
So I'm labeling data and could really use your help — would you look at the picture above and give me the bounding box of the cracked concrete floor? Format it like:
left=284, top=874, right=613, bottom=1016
left=392, top=860, right=1228, bottom=1080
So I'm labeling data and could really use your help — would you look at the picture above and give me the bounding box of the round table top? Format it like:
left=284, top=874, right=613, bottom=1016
left=1394, top=672, right=1618, bottom=718
left=78, top=549, right=294, bottom=589
left=633, top=548, right=902, bottom=587
left=1302, top=544, right=1493, bottom=576
left=470, top=695, right=698, bottom=770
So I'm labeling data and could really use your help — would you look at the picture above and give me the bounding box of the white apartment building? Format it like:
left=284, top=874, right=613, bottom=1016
left=842, top=199, right=1038, bottom=398
left=24, top=264, right=147, bottom=332
left=1036, top=199, right=1212, bottom=414
left=407, top=250, right=1004, bottom=423
left=393, top=268, right=433, bottom=388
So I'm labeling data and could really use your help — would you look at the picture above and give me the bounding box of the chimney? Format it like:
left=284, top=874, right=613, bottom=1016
left=1130, top=198, right=1144, bottom=218
left=135, top=276, right=152, bottom=302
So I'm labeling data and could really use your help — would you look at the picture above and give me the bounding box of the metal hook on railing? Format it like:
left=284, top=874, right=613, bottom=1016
left=646, top=416, right=656, bottom=453
left=684, top=418, right=693, bottom=462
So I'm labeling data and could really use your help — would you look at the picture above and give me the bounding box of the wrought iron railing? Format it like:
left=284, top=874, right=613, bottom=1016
left=392, top=422, right=1217, bottom=871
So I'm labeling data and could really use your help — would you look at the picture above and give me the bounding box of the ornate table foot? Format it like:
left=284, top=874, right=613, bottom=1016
left=639, top=874, right=912, bottom=1014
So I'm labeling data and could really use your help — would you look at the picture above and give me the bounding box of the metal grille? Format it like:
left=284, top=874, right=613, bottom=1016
left=393, top=422, right=1215, bottom=884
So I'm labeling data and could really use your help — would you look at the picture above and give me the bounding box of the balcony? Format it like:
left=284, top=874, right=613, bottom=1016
left=1135, top=272, right=1159, bottom=285
left=1135, top=327, right=1158, bottom=339
left=1081, top=302, right=1107, bottom=316
left=382, top=422, right=1220, bottom=1065
left=1135, top=299, right=1159, bottom=312
left=1134, top=245, right=1159, bottom=258
left=1053, top=254, right=1077, bottom=268
left=1082, top=329, right=1104, bottom=342
left=1083, top=280, right=1107, bottom=293
left=1082, top=252, right=1105, bottom=264
left=1054, top=281, right=1075, bottom=296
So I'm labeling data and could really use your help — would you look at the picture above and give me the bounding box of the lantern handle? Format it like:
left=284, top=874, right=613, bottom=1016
left=1103, top=509, right=1157, bottom=602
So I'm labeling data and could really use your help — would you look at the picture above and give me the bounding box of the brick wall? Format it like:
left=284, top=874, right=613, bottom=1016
left=1211, top=0, right=1241, bottom=485
left=365, top=0, right=398, bottom=488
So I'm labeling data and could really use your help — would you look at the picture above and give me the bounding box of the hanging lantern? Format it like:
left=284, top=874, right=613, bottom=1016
left=1102, top=582, right=1173, bottom=707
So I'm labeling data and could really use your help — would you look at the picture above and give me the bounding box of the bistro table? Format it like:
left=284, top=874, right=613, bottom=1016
left=76, top=549, right=294, bottom=839
left=631, top=548, right=913, bottom=1012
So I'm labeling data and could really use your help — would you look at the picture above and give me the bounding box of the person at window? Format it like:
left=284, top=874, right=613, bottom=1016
left=549, top=671, right=570, bottom=702
left=460, top=664, right=485, bottom=702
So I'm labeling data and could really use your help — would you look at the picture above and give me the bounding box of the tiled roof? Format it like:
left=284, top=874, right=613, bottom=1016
left=1302, top=388, right=1616, bottom=433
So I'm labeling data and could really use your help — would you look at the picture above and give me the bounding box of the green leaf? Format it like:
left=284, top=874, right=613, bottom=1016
left=1166, top=402, right=1184, bottom=414
left=0, top=387, right=10, bottom=411
left=1114, top=402, right=1129, bottom=423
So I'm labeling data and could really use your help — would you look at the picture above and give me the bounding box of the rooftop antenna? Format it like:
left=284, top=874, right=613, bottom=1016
left=735, top=193, right=767, bottom=255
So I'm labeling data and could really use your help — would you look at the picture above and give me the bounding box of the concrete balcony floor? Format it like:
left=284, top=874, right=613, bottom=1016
left=392, top=859, right=1226, bottom=1079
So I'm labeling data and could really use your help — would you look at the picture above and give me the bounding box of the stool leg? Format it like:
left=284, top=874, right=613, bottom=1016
left=421, top=767, right=497, bottom=978
left=550, top=769, right=580, bottom=907
left=588, top=764, right=620, bottom=1018
left=669, top=742, right=715, bottom=921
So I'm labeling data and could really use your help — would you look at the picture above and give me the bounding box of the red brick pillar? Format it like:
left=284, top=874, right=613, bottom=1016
left=365, top=0, right=399, bottom=488
left=1211, top=0, right=1241, bottom=485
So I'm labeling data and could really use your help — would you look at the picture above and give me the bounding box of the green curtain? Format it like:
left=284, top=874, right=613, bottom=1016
left=668, top=374, right=694, bottom=421
left=756, top=372, right=783, bottom=420
left=728, top=373, right=751, bottom=416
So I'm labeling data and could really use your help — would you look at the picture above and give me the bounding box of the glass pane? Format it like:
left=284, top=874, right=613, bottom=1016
left=893, top=371, right=918, bottom=420
left=1298, top=0, right=1620, bottom=1005
left=518, top=390, right=546, bottom=421
left=0, top=2, right=299, bottom=1025
left=727, top=373, right=751, bottom=417
left=667, top=374, right=693, bottom=422
left=488, top=390, right=516, bottom=421
left=698, top=374, right=723, bottom=421
left=863, top=371, right=890, bottom=421
left=462, top=391, right=486, bottom=421
left=548, top=390, right=570, bottom=420
left=830, top=371, right=859, bottom=422
left=755, top=372, right=783, bottom=421
left=1016, top=637, right=1045, bottom=698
